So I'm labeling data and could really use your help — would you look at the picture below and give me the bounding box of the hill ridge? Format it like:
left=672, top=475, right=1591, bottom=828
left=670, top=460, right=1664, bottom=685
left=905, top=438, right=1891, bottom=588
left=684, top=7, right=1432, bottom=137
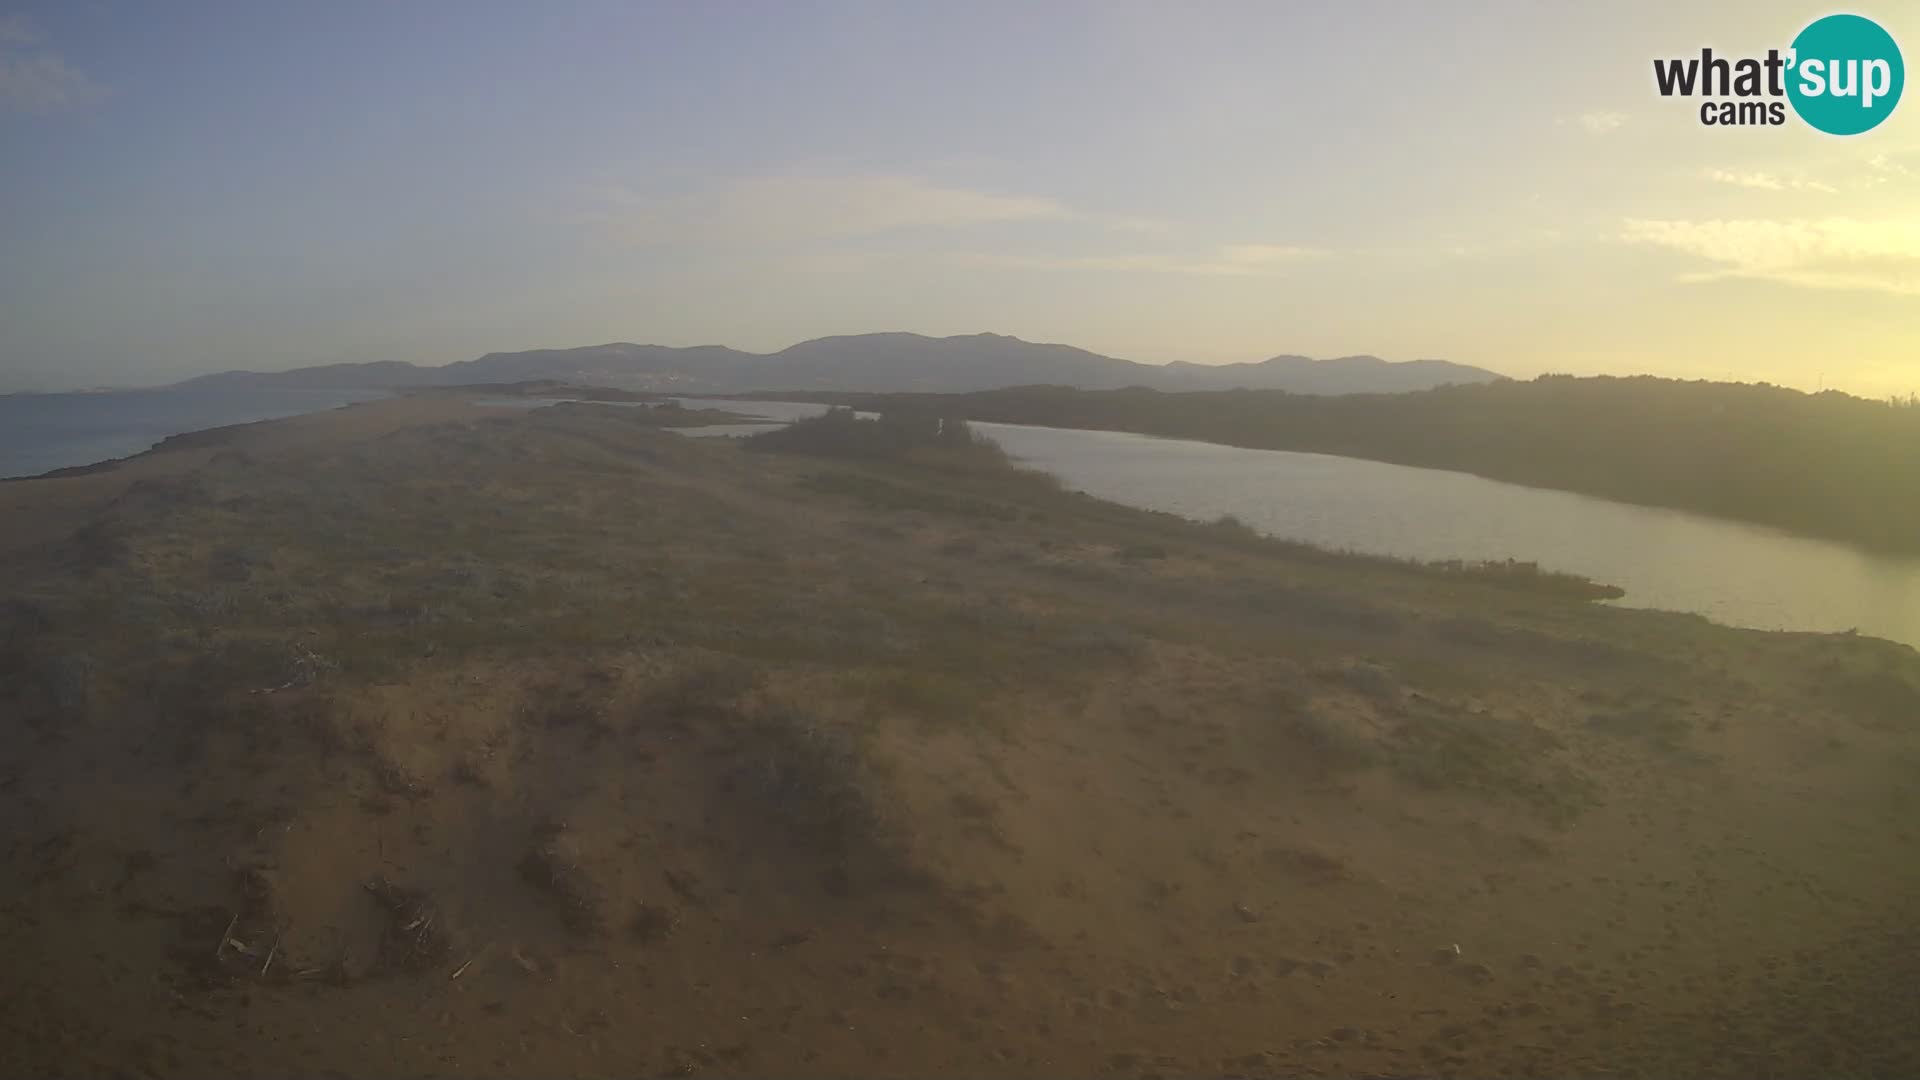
left=170, top=332, right=1503, bottom=395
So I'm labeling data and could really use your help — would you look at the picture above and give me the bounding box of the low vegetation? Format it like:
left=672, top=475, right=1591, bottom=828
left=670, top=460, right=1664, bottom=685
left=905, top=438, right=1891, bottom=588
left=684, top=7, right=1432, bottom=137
left=744, top=406, right=1004, bottom=463
left=740, top=706, right=894, bottom=859
left=801, top=377, right=1920, bottom=553
left=0, top=397, right=1915, bottom=1077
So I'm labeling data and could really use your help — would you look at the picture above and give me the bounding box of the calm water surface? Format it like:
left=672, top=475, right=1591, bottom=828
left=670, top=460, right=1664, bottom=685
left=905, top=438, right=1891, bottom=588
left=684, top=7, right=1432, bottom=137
left=677, top=400, right=1920, bottom=647
left=980, top=423, right=1920, bottom=647
left=40, top=393, right=1891, bottom=645
left=0, top=388, right=388, bottom=479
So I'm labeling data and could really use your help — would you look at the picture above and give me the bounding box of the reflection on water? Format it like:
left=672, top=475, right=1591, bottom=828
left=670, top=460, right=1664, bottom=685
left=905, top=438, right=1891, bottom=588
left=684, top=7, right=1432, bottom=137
left=671, top=399, right=867, bottom=438
left=665, top=399, right=1920, bottom=647
left=979, top=423, right=1920, bottom=648
left=673, top=399, right=842, bottom=422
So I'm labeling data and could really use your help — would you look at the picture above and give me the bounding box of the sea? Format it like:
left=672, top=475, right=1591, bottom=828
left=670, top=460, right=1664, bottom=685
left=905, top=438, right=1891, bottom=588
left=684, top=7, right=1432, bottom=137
left=0, top=388, right=389, bottom=480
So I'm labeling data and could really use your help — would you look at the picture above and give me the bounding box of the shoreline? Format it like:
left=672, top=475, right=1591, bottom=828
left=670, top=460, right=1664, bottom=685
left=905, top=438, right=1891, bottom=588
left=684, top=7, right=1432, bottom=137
left=0, top=384, right=395, bottom=480
left=782, top=386, right=1920, bottom=560
left=8, top=394, right=1918, bottom=649
left=1, top=397, right=1913, bottom=1077
left=0, top=411, right=300, bottom=484
left=17, top=385, right=1909, bottom=556
left=0, top=383, right=669, bottom=483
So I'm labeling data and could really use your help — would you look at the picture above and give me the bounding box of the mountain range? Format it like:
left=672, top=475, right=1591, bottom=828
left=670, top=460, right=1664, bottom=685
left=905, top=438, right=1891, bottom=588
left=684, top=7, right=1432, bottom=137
left=170, top=333, right=1503, bottom=395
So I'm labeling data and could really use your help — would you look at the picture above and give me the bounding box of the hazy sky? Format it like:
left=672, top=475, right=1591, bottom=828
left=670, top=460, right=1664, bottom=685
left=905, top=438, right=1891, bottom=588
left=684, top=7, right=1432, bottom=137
left=1, top=1, right=1915, bottom=394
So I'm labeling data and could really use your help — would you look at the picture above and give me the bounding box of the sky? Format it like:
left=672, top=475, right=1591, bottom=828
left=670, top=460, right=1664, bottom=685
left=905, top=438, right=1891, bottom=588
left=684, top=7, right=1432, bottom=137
left=1, top=1, right=1916, bottom=396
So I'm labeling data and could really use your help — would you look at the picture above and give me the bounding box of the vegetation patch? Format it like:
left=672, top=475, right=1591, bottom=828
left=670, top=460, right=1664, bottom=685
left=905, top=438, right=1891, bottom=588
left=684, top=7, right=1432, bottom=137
left=519, top=830, right=608, bottom=936
left=817, top=378, right=1920, bottom=555
left=1387, top=704, right=1591, bottom=825
left=1426, top=558, right=1626, bottom=601
left=799, top=471, right=1016, bottom=521
left=842, top=667, right=993, bottom=730
left=1821, top=664, right=1920, bottom=730
left=363, top=877, right=451, bottom=974
left=1278, top=707, right=1384, bottom=773
left=640, top=657, right=760, bottom=725
left=746, top=407, right=1000, bottom=462
left=1587, top=706, right=1696, bottom=756
left=738, top=706, right=898, bottom=866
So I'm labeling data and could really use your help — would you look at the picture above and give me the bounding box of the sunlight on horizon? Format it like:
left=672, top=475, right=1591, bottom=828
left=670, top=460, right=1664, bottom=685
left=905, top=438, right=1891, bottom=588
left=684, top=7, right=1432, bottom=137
left=0, top=2, right=1915, bottom=397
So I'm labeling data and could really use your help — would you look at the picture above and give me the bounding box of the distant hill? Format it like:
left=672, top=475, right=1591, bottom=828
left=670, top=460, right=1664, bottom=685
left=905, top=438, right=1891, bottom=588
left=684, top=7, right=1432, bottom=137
left=169, top=333, right=1501, bottom=395
left=173, top=360, right=443, bottom=391
left=817, top=378, right=1920, bottom=555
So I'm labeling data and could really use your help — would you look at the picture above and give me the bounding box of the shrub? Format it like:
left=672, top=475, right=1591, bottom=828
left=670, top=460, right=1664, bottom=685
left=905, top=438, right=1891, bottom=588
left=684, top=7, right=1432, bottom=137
left=1427, top=558, right=1626, bottom=601
left=741, top=707, right=890, bottom=855
left=363, top=877, right=452, bottom=973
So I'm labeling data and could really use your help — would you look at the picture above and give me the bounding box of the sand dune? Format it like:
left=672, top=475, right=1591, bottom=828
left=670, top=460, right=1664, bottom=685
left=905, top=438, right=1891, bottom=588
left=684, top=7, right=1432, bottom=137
left=1, top=399, right=1915, bottom=1077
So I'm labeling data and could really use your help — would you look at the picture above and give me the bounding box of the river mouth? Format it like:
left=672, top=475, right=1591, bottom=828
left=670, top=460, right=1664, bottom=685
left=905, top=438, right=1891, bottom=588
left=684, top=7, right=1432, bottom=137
left=670, top=398, right=1920, bottom=648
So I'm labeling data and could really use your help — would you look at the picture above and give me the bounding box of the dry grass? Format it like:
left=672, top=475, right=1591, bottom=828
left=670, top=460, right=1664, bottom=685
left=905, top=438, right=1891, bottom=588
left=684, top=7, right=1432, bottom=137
left=518, top=831, right=607, bottom=936
left=739, top=706, right=895, bottom=859
left=363, top=877, right=452, bottom=974
left=0, top=396, right=1914, bottom=1077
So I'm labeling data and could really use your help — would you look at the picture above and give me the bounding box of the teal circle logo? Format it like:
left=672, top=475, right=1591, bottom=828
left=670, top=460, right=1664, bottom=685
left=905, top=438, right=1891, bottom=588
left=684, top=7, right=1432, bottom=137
left=1787, top=14, right=1904, bottom=135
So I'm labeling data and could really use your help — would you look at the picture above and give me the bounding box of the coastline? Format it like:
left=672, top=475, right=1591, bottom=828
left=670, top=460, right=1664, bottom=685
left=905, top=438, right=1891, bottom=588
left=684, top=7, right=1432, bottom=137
left=0, top=387, right=393, bottom=483
left=1, top=397, right=1913, bottom=1077
left=787, top=386, right=1920, bottom=559
left=11, top=394, right=1920, bottom=649
left=0, top=412, right=296, bottom=484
